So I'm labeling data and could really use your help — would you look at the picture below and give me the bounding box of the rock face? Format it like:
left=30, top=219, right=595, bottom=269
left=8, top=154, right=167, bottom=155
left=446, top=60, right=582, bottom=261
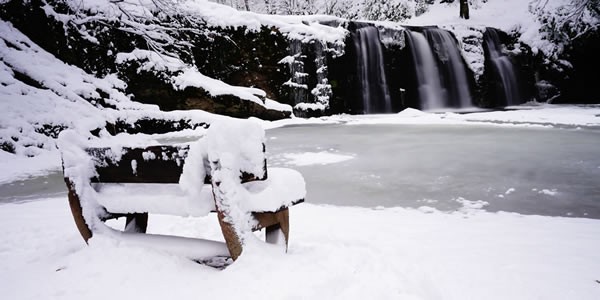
left=0, top=0, right=294, bottom=120
left=1, top=0, right=596, bottom=126
left=480, top=27, right=537, bottom=107
left=192, top=26, right=292, bottom=107
left=549, top=28, right=600, bottom=104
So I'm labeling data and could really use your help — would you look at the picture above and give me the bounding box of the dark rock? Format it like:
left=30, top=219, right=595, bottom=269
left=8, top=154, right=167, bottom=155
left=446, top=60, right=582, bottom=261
left=181, top=87, right=290, bottom=121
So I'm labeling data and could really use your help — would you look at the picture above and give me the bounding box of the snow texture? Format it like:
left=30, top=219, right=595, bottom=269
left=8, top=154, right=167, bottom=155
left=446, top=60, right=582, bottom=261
left=1, top=197, right=600, bottom=299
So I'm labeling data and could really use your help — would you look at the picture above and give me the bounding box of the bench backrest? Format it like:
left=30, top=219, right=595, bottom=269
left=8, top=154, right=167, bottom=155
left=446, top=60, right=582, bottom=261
left=87, top=144, right=267, bottom=184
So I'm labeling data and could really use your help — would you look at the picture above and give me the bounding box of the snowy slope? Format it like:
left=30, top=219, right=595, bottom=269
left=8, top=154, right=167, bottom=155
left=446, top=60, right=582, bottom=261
left=0, top=20, right=237, bottom=182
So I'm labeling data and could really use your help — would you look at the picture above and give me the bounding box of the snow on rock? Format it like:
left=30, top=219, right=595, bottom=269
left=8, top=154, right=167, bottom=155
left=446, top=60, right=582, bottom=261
left=116, top=49, right=271, bottom=106
left=180, top=1, right=348, bottom=43
left=441, top=24, right=486, bottom=80
left=265, top=99, right=293, bottom=113
left=294, top=102, right=328, bottom=112
left=173, top=68, right=267, bottom=105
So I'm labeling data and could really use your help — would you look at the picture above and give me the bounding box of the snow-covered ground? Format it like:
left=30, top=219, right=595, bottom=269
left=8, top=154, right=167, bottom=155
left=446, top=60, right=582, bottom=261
left=1, top=196, right=599, bottom=299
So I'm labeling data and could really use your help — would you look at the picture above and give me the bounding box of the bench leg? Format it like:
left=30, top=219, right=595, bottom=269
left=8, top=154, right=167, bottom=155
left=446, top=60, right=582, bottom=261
left=65, top=178, right=93, bottom=243
left=256, top=208, right=290, bottom=250
left=125, top=213, right=148, bottom=233
left=216, top=210, right=243, bottom=261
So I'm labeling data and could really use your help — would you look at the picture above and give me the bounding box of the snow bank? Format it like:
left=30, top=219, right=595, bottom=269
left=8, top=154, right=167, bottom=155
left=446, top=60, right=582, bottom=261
left=261, top=105, right=600, bottom=129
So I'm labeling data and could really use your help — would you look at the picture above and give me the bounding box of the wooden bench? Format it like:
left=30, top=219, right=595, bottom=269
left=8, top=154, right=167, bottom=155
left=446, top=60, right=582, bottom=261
left=59, top=124, right=304, bottom=262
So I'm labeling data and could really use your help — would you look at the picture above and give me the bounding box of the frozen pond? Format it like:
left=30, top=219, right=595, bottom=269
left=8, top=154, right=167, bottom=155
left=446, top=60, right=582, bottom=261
left=267, top=124, right=600, bottom=218
left=1, top=123, right=600, bottom=219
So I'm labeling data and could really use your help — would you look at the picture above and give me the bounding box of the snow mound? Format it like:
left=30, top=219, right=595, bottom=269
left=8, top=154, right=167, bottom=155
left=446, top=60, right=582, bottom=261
left=281, top=151, right=355, bottom=166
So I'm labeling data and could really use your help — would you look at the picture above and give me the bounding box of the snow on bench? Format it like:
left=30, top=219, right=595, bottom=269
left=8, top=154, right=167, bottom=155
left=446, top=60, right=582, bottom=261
left=58, top=120, right=305, bottom=262
left=94, top=167, right=305, bottom=217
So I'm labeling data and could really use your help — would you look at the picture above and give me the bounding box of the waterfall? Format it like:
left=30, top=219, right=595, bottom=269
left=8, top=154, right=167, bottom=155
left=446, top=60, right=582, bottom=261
left=483, top=27, right=521, bottom=106
left=406, top=31, right=446, bottom=110
left=352, top=25, right=392, bottom=114
left=405, top=27, right=474, bottom=110
left=423, top=28, right=473, bottom=109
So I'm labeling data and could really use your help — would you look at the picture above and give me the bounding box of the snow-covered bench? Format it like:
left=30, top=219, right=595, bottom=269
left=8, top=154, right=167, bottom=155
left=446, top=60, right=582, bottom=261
left=58, top=120, right=305, bottom=262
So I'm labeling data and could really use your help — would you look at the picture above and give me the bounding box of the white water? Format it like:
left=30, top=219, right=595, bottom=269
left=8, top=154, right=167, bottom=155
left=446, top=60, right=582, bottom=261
left=484, top=28, right=521, bottom=106
left=407, top=31, right=446, bottom=110
left=354, top=26, right=392, bottom=113
left=425, top=28, right=474, bottom=108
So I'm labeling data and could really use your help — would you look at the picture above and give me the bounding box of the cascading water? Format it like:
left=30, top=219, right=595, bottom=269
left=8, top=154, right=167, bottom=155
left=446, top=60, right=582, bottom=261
left=483, top=27, right=521, bottom=106
left=405, top=27, right=474, bottom=110
left=405, top=31, right=446, bottom=110
left=352, top=25, right=392, bottom=114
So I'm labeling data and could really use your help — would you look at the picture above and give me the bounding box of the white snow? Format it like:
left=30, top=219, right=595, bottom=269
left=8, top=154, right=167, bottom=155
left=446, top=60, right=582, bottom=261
left=95, top=183, right=215, bottom=217
left=295, top=102, right=328, bottom=111
left=173, top=67, right=267, bottom=105
left=404, top=0, right=591, bottom=58
left=539, top=189, right=559, bottom=196
left=262, top=105, right=600, bottom=129
left=281, top=151, right=355, bottom=166
left=2, top=197, right=600, bottom=299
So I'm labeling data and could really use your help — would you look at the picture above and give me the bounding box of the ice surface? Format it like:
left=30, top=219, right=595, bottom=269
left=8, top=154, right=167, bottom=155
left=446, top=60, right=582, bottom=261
left=266, top=122, right=600, bottom=218
left=277, top=151, right=355, bottom=166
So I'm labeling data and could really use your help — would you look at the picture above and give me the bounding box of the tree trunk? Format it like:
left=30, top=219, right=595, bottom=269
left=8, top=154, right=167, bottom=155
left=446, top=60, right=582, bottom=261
left=244, top=0, right=250, bottom=11
left=460, top=0, right=470, bottom=19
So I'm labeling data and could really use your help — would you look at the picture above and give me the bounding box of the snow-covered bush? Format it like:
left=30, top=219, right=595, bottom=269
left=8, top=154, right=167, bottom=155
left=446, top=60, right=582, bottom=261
left=529, top=0, right=600, bottom=58
left=212, top=0, right=434, bottom=21
left=362, top=0, right=414, bottom=22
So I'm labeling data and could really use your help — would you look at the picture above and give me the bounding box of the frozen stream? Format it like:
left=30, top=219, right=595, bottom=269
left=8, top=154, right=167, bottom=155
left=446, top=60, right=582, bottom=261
left=1, top=123, right=599, bottom=219
left=267, top=124, right=600, bottom=218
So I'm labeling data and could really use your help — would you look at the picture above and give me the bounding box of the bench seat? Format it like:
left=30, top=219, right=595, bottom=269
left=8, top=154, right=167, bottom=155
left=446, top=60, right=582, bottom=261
left=94, top=167, right=305, bottom=217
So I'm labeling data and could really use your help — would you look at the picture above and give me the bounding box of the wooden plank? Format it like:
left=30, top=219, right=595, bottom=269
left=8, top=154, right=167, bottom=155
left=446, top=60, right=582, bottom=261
left=86, top=145, right=267, bottom=184
left=125, top=213, right=148, bottom=233
left=88, top=146, right=190, bottom=183
left=65, top=178, right=93, bottom=243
